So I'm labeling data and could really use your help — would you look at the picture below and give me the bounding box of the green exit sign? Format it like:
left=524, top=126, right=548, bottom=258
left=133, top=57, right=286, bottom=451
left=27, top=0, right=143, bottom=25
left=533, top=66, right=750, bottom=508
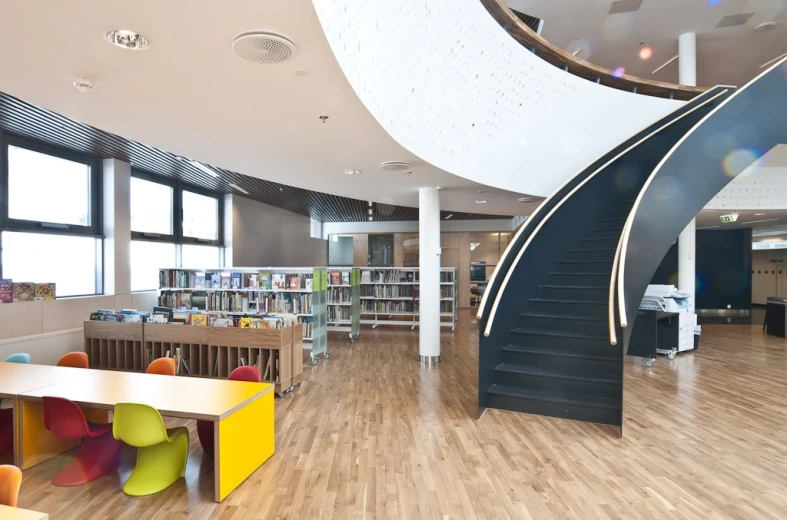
left=720, top=214, right=738, bottom=223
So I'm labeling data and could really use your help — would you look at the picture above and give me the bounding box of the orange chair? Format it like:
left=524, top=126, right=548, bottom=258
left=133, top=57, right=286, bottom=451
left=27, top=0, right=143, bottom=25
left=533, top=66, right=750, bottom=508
left=146, top=358, right=176, bottom=376
left=0, top=464, right=22, bottom=507
left=57, top=352, right=89, bottom=369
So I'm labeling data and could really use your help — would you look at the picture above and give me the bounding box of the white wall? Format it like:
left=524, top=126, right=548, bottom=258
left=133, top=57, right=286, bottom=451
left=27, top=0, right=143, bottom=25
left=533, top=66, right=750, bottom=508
left=752, top=249, right=787, bottom=304
left=323, top=218, right=517, bottom=237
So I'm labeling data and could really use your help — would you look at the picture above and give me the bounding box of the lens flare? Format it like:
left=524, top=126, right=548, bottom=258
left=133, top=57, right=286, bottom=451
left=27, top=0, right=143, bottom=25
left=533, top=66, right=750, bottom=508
left=722, top=148, right=760, bottom=177
left=639, top=46, right=653, bottom=60
left=613, top=67, right=625, bottom=78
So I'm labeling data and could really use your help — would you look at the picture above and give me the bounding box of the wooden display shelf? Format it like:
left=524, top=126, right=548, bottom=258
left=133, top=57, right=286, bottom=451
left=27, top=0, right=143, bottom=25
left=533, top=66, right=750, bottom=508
left=83, top=321, right=304, bottom=396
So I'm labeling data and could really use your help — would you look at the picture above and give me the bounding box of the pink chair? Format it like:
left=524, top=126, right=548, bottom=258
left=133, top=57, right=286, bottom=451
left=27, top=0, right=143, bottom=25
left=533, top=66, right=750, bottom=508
left=197, top=366, right=260, bottom=452
left=42, top=396, right=122, bottom=486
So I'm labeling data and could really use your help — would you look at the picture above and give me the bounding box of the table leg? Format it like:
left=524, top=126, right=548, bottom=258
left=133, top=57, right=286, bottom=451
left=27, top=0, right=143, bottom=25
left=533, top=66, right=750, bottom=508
left=214, top=391, right=274, bottom=501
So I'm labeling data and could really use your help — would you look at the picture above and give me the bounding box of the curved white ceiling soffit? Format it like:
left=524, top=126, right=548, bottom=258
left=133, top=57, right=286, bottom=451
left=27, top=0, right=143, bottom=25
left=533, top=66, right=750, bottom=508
left=312, top=0, right=686, bottom=197
left=705, top=144, right=787, bottom=210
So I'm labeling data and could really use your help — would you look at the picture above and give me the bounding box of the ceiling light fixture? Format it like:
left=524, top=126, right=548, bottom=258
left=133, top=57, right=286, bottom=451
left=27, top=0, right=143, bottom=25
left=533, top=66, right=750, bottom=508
left=228, top=183, right=249, bottom=195
left=436, top=186, right=443, bottom=190
left=232, top=31, right=297, bottom=64
left=343, top=169, right=361, bottom=175
left=368, top=208, right=373, bottom=215
left=518, top=197, right=536, bottom=203
left=572, top=48, right=581, bottom=56
left=105, top=30, right=150, bottom=50
left=760, top=52, right=787, bottom=68
left=754, top=213, right=766, bottom=216
left=381, top=161, right=411, bottom=171
left=72, top=78, right=94, bottom=92
left=475, top=200, right=488, bottom=204
left=190, top=160, right=219, bottom=178
left=754, top=21, right=776, bottom=33
left=651, top=54, right=679, bottom=75
left=368, top=201, right=373, bottom=207
left=368, top=216, right=373, bottom=221
left=445, top=214, right=454, bottom=220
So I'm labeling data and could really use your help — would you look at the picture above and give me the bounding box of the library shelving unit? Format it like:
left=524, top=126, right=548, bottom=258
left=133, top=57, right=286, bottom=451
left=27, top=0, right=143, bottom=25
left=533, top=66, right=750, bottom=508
left=359, top=267, right=457, bottom=331
left=158, top=267, right=329, bottom=365
left=327, top=267, right=360, bottom=341
left=83, top=320, right=304, bottom=396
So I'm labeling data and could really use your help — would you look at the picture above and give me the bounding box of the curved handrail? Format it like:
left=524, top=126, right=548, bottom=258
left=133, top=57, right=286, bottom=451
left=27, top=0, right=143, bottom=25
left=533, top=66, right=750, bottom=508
left=608, top=234, right=624, bottom=345
left=480, top=0, right=707, bottom=101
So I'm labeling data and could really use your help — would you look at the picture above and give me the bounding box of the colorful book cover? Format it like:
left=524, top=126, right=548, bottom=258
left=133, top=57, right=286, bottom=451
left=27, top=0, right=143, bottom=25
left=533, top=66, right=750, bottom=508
left=221, top=273, right=231, bottom=289
left=13, top=282, right=35, bottom=302
left=240, top=317, right=253, bottom=328
left=289, top=276, right=301, bottom=290
left=194, top=273, right=206, bottom=289
left=248, top=274, right=258, bottom=289
left=190, top=314, right=207, bottom=326
left=260, top=272, right=271, bottom=290
left=271, top=273, right=286, bottom=290
left=305, top=278, right=313, bottom=292
left=0, top=279, right=12, bottom=303
left=330, top=271, right=341, bottom=286
left=211, top=273, right=221, bottom=289
left=231, top=272, right=242, bottom=290
left=341, top=271, right=350, bottom=285
left=35, top=283, right=56, bottom=300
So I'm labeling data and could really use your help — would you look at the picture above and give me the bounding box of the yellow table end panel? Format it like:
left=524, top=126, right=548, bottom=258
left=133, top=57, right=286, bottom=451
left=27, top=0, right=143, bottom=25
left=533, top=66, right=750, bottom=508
left=19, top=400, right=79, bottom=470
left=216, top=391, right=275, bottom=501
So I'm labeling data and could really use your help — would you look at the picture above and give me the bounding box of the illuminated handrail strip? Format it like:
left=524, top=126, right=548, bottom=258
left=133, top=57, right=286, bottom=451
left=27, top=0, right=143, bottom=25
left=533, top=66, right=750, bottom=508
left=608, top=235, right=624, bottom=346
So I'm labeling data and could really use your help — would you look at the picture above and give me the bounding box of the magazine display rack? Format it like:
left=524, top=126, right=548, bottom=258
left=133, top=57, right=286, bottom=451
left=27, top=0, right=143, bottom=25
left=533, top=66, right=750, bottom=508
left=158, top=266, right=329, bottom=365
left=359, top=267, right=457, bottom=331
left=83, top=320, right=304, bottom=396
left=327, top=267, right=360, bottom=342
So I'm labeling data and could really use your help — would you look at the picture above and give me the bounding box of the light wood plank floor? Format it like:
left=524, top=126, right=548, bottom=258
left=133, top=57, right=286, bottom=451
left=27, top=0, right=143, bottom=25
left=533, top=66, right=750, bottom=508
left=9, top=311, right=787, bottom=519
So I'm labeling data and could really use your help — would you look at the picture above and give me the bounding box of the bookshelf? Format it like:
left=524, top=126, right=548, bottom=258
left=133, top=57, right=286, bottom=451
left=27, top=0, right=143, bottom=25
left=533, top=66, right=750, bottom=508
left=326, top=267, right=360, bottom=341
left=359, top=268, right=457, bottom=331
left=83, top=320, right=303, bottom=396
left=158, top=267, right=329, bottom=365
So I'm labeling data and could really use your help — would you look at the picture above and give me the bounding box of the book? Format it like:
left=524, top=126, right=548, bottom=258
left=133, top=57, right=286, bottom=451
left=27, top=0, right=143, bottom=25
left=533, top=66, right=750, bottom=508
left=341, top=271, right=350, bottom=285
left=240, top=356, right=248, bottom=367
left=330, top=271, right=341, bottom=286
left=271, top=274, right=286, bottom=290
left=260, top=272, right=271, bottom=290
left=248, top=274, right=259, bottom=289
left=34, top=283, right=56, bottom=300
left=189, top=314, right=207, bottom=326
left=211, top=273, right=221, bottom=289
left=289, top=276, right=301, bottom=290
left=13, top=283, right=35, bottom=302
left=240, top=317, right=253, bottom=328
left=181, top=358, right=190, bottom=375
left=221, top=273, right=231, bottom=289
left=231, top=272, right=242, bottom=290
left=194, top=273, right=206, bottom=289
left=305, top=278, right=313, bottom=291
left=0, top=279, right=12, bottom=303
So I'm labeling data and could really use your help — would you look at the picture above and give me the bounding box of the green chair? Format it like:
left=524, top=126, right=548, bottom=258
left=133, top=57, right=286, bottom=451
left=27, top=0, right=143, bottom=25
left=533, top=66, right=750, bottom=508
left=112, top=403, right=189, bottom=496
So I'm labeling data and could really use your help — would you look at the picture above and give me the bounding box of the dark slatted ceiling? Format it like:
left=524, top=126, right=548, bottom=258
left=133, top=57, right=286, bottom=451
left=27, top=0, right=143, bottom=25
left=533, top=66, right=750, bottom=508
left=0, top=92, right=510, bottom=222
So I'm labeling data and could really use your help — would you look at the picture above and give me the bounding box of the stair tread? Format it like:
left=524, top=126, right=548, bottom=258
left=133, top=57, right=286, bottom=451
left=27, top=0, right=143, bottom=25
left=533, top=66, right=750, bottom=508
left=579, top=237, right=618, bottom=242
left=548, top=272, right=608, bottom=276
left=529, top=298, right=606, bottom=305
left=503, top=344, right=620, bottom=361
left=589, top=227, right=624, bottom=232
left=539, top=284, right=607, bottom=289
left=568, top=248, right=617, bottom=253
left=495, top=363, right=620, bottom=384
left=558, top=260, right=613, bottom=264
left=520, top=312, right=606, bottom=322
left=487, top=384, right=621, bottom=409
left=600, top=217, right=627, bottom=222
left=511, top=327, right=607, bottom=340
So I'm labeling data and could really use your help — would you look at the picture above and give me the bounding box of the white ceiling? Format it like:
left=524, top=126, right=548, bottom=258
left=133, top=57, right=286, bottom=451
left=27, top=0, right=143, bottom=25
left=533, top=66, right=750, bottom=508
left=506, top=0, right=787, bottom=87
left=0, top=0, right=526, bottom=217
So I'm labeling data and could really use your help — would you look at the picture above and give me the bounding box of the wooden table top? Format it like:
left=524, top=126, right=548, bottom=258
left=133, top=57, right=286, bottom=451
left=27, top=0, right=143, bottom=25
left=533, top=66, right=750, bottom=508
left=0, top=504, right=49, bottom=520
left=0, top=362, right=96, bottom=399
left=18, top=370, right=274, bottom=421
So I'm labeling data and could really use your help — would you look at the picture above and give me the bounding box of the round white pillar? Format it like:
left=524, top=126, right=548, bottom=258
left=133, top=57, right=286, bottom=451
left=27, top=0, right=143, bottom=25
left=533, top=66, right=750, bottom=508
left=678, top=33, right=697, bottom=87
left=678, top=33, right=696, bottom=312
left=419, top=187, right=441, bottom=364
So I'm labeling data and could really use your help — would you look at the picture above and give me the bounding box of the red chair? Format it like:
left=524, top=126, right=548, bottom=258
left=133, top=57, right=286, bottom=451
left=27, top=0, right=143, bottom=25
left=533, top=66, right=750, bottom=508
left=42, top=396, right=122, bottom=486
left=146, top=358, right=176, bottom=376
left=197, top=366, right=260, bottom=452
left=0, top=412, right=12, bottom=456
left=57, top=352, right=89, bottom=369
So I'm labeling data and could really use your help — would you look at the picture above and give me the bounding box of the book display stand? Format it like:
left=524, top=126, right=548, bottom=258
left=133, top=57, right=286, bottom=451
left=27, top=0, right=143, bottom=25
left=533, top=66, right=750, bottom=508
left=326, top=267, right=360, bottom=342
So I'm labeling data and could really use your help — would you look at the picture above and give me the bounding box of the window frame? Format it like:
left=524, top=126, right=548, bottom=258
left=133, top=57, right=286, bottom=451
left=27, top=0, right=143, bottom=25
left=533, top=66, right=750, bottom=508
left=130, top=169, right=223, bottom=246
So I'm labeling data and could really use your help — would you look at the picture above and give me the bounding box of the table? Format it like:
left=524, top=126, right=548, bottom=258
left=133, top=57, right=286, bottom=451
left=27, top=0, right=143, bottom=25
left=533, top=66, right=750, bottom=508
left=0, top=362, right=98, bottom=466
left=765, top=297, right=786, bottom=338
left=0, top=505, right=48, bottom=520
left=14, top=369, right=275, bottom=502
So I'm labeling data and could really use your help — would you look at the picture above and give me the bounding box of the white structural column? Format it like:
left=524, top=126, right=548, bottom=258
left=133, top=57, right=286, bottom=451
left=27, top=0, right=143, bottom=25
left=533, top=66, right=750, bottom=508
left=102, top=159, right=131, bottom=298
left=677, top=33, right=696, bottom=307
left=419, top=187, right=441, bottom=364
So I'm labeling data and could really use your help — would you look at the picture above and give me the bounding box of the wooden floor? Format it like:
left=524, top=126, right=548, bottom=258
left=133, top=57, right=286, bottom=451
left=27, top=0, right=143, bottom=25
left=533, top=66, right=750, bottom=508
left=11, top=311, right=787, bottom=519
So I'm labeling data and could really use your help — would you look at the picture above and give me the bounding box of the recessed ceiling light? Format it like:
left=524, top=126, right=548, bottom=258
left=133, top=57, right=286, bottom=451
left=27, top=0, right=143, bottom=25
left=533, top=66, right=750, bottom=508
left=343, top=169, right=361, bottom=175
left=754, top=21, right=776, bottom=33
left=368, top=201, right=373, bottom=207
left=518, top=197, right=536, bottom=203
left=381, top=161, right=411, bottom=171
left=436, top=186, right=443, bottom=190
left=190, top=160, right=219, bottom=178
left=475, top=200, right=488, bottom=204
left=368, top=216, right=373, bottom=221
left=72, top=78, right=94, bottom=92
left=105, top=30, right=150, bottom=50
left=754, top=213, right=766, bottom=216
left=368, top=208, right=373, bottom=215
left=228, top=183, right=249, bottom=195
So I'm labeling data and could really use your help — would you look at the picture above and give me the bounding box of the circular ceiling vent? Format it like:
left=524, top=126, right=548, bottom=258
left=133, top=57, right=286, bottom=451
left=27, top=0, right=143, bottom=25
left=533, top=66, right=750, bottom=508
left=754, top=22, right=776, bottom=33
left=232, top=31, right=296, bottom=64
left=381, top=161, right=411, bottom=171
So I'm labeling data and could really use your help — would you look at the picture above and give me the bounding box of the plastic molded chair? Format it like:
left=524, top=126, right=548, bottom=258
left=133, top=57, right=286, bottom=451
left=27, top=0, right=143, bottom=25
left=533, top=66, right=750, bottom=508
left=197, top=366, right=260, bottom=453
left=146, top=357, right=176, bottom=376
left=3, top=353, right=31, bottom=364
left=0, top=465, right=22, bottom=507
left=112, top=403, right=188, bottom=496
left=42, top=397, right=121, bottom=486
left=57, top=352, right=89, bottom=369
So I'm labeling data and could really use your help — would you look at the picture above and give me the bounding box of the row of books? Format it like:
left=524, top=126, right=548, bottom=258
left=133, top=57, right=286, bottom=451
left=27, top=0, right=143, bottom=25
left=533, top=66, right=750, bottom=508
left=0, top=280, right=56, bottom=303
left=328, top=306, right=352, bottom=322
left=361, top=285, right=418, bottom=299
left=441, top=286, right=454, bottom=298
left=361, top=300, right=419, bottom=314
left=159, top=269, right=315, bottom=291
left=361, top=270, right=417, bottom=284
left=89, top=309, right=152, bottom=323
left=240, top=314, right=296, bottom=329
left=440, top=271, right=454, bottom=283
left=328, top=287, right=352, bottom=304
left=328, top=271, right=351, bottom=286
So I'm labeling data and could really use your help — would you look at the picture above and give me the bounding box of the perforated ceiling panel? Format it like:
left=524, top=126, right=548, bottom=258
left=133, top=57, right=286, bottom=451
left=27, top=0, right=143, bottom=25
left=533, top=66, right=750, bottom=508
left=0, top=92, right=504, bottom=222
left=706, top=145, right=787, bottom=210
left=312, top=0, right=684, bottom=197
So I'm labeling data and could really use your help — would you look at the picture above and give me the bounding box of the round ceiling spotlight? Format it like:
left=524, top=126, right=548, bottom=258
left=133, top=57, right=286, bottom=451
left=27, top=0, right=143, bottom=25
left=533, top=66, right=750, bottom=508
left=518, top=197, right=537, bottom=203
left=343, top=169, right=361, bottom=175
left=105, top=30, right=150, bottom=50
left=754, top=22, right=776, bottom=33
left=381, top=161, right=411, bottom=171
left=475, top=200, right=488, bottom=204
left=73, top=78, right=94, bottom=92
left=232, top=31, right=297, bottom=64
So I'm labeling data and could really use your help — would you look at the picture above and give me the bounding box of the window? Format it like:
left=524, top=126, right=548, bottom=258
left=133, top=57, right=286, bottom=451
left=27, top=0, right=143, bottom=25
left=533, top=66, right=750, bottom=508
left=181, top=244, right=222, bottom=269
left=2, top=232, right=100, bottom=296
left=131, top=177, right=173, bottom=236
left=310, top=218, right=322, bottom=239
left=1, top=137, right=102, bottom=297
left=130, top=241, right=177, bottom=292
left=182, top=190, right=218, bottom=241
